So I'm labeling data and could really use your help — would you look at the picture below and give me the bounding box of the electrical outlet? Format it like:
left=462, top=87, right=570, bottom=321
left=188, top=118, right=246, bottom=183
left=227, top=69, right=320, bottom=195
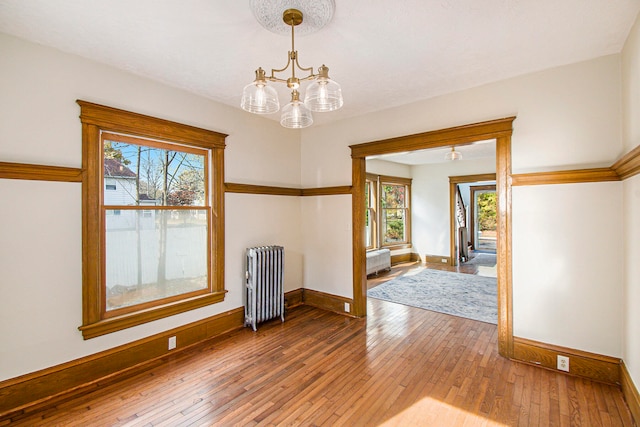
left=557, top=355, right=569, bottom=372
left=344, top=302, right=350, bottom=313
left=168, top=336, right=177, bottom=350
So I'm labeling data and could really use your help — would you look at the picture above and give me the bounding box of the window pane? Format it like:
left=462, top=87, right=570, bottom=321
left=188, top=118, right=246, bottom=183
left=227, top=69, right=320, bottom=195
left=382, top=184, right=405, bottom=208
left=105, top=209, right=208, bottom=311
left=365, top=182, right=370, bottom=208
left=382, top=208, right=405, bottom=243
left=103, top=140, right=206, bottom=207
left=365, top=208, right=372, bottom=248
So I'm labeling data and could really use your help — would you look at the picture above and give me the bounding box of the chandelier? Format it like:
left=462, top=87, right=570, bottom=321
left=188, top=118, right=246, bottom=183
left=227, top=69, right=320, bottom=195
left=445, top=147, right=462, bottom=161
left=241, top=6, right=343, bottom=129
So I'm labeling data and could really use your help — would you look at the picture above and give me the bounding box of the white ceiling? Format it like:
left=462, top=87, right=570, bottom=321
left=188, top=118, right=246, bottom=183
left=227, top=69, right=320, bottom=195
left=1, top=1, right=638, bottom=127
left=369, top=139, right=496, bottom=165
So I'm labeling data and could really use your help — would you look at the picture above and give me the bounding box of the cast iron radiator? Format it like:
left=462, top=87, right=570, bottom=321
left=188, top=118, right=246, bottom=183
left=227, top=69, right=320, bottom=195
left=245, top=245, right=285, bottom=331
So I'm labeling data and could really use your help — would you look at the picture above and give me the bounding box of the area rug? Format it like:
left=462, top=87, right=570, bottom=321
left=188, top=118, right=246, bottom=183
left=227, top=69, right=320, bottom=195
left=368, top=269, right=497, bottom=324
left=463, top=252, right=497, bottom=267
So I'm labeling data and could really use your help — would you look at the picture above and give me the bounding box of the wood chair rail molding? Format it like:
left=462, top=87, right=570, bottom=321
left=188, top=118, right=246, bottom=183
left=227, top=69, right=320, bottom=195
left=511, top=167, right=620, bottom=186
left=0, top=162, right=82, bottom=182
left=612, top=144, right=640, bottom=180
left=224, top=182, right=352, bottom=197
left=510, top=145, right=640, bottom=186
left=225, top=182, right=302, bottom=196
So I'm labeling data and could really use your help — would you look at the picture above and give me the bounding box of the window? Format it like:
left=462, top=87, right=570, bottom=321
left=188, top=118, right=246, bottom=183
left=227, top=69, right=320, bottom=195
left=381, top=181, right=408, bottom=245
left=365, top=174, right=411, bottom=249
left=78, top=101, right=227, bottom=339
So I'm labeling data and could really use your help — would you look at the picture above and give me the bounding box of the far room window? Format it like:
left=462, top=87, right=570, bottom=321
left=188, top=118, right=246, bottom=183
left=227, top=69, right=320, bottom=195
left=380, top=177, right=411, bottom=247
left=365, top=174, right=412, bottom=250
left=78, top=101, right=227, bottom=339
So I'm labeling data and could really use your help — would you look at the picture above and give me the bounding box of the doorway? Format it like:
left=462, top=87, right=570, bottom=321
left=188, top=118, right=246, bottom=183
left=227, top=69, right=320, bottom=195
left=471, top=185, right=497, bottom=252
left=350, top=117, right=515, bottom=358
left=449, top=174, right=496, bottom=265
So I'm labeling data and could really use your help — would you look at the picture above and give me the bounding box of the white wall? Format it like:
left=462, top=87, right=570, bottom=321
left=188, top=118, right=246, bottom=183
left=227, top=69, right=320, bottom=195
left=621, top=12, right=640, bottom=392
left=512, top=183, right=623, bottom=356
left=301, top=195, right=352, bottom=298
left=366, top=159, right=411, bottom=178
left=0, top=33, right=302, bottom=381
left=411, top=158, right=496, bottom=258
left=622, top=175, right=640, bottom=383
left=301, top=54, right=624, bottom=357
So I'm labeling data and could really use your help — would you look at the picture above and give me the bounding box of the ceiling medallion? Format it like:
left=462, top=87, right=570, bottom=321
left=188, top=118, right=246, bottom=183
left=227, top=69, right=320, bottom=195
left=249, top=0, right=336, bottom=36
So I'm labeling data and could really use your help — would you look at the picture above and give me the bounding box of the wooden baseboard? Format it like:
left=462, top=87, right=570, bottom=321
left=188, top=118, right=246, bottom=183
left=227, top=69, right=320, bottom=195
left=302, top=289, right=354, bottom=316
left=621, top=361, right=640, bottom=425
left=0, top=289, right=353, bottom=421
left=0, top=307, right=245, bottom=420
left=285, top=288, right=304, bottom=309
left=424, top=254, right=451, bottom=265
left=390, top=252, right=420, bottom=265
left=513, top=337, right=621, bottom=385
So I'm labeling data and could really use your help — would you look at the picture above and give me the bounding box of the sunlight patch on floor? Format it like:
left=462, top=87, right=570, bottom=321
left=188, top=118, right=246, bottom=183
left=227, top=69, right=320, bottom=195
left=477, top=265, right=497, bottom=278
left=399, top=265, right=426, bottom=277
left=379, top=395, right=506, bottom=426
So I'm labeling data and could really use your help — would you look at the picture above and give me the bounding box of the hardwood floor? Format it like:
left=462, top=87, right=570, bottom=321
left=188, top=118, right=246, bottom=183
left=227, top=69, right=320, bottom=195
left=5, top=298, right=634, bottom=426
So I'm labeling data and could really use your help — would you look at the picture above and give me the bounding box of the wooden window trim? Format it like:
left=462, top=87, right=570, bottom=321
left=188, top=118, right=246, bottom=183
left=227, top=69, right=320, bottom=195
left=365, top=176, right=378, bottom=250
left=77, top=100, right=227, bottom=339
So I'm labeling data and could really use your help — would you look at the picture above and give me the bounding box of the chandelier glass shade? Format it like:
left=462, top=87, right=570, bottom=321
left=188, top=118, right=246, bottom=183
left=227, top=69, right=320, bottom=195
left=280, top=90, right=313, bottom=128
left=445, top=146, right=462, bottom=161
left=304, top=65, right=343, bottom=112
left=240, top=68, right=280, bottom=114
left=241, top=8, right=343, bottom=129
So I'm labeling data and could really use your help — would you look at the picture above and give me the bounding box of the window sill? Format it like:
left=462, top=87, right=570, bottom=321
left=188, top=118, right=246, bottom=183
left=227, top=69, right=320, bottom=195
left=380, top=243, right=413, bottom=251
left=78, top=291, right=227, bottom=339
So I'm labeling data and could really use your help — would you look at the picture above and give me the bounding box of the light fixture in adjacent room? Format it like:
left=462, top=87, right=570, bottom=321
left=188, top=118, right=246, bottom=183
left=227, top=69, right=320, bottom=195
left=241, top=2, right=343, bottom=129
left=445, top=146, right=462, bottom=161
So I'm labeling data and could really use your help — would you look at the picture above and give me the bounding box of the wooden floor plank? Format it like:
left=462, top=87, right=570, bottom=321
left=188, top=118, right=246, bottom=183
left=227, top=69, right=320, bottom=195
left=4, top=273, right=635, bottom=426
